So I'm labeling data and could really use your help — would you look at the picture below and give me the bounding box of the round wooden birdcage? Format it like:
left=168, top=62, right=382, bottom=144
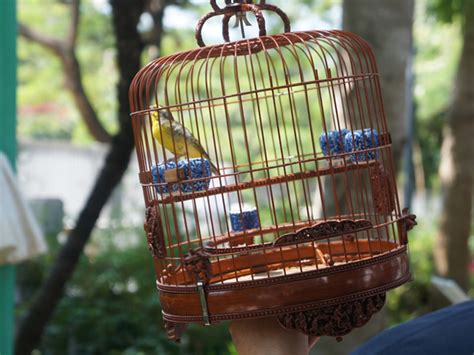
left=129, top=0, right=416, bottom=342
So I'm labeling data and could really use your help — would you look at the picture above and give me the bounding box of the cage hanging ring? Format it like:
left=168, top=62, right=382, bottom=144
left=221, top=4, right=267, bottom=43
left=220, top=0, right=268, bottom=9
left=210, top=0, right=221, bottom=11
left=196, top=2, right=291, bottom=47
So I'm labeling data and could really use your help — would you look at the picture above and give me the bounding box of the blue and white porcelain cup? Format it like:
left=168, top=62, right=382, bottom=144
left=178, top=158, right=212, bottom=193
left=344, top=128, right=380, bottom=162
left=319, top=128, right=350, bottom=156
left=230, top=204, right=260, bottom=232
left=151, top=158, right=211, bottom=194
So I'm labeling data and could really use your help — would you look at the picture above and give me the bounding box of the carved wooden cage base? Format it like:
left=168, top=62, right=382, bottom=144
left=163, top=293, right=386, bottom=343
left=157, top=242, right=410, bottom=342
left=277, top=293, right=386, bottom=341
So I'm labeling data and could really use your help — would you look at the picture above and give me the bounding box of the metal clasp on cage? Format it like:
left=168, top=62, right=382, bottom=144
left=183, top=249, right=212, bottom=325
left=196, top=280, right=211, bottom=326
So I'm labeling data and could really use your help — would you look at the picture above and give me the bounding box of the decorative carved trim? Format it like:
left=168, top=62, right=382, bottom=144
left=161, top=264, right=179, bottom=284
left=399, top=208, right=417, bottom=245
left=277, top=293, right=386, bottom=340
left=138, top=171, right=153, bottom=184
left=273, top=219, right=372, bottom=247
left=183, top=249, right=212, bottom=284
left=370, top=163, right=395, bottom=214
left=144, top=204, right=166, bottom=258
left=403, top=208, right=417, bottom=231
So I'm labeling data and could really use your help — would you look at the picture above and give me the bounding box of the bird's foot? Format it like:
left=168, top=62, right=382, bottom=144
left=166, top=157, right=177, bottom=165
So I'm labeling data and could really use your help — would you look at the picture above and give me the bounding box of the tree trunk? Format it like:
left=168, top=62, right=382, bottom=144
left=434, top=2, right=474, bottom=291
left=14, top=0, right=163, bottom=353
left=343, top=0, right=414, bottom=169
left=319, top=0, right=414, bottom=217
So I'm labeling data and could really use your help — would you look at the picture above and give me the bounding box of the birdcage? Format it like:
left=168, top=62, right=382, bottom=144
left=129, top=0, right=416, bottom=342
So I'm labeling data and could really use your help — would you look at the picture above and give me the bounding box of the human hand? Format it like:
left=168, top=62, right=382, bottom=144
left=229, top=317, right=319, bottom=355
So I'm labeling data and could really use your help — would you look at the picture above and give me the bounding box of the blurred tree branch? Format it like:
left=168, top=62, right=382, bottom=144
left=141, top=0, right=190, bottom=50
left=68, top=0, right=80, bottom=48
left=14, top=0, right=170, bottom=353
left=142, top=0, right=166, bottom=48
left=18, top=0, right=112, bottom=143
left=18, top=24, right=64, bottom=56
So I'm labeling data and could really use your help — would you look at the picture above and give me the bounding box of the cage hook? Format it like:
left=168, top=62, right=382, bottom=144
left=229, top=0, right=253, bottom=39
left=196, top=0, right=291, bottom=47
left=233, top=11, right=252, bottom=38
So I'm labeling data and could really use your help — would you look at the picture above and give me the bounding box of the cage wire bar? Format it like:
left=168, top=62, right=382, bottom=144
left=129, top=0, right=416, bottom=342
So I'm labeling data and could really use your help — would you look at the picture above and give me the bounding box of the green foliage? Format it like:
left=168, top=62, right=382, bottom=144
left=428, top=0, right=466, bottom=23
left=386, top=217, right=474, bottom=324
left=17, top=1, right=117, bottom=143
left=17, top=226, right=233, bottom=355
left=413, top=0, right=462, bottom=188
left=385, top=220, right=437, bottom=325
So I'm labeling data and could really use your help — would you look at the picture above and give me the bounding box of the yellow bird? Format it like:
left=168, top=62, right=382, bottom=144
left=151, top=107, right=219, bottom=175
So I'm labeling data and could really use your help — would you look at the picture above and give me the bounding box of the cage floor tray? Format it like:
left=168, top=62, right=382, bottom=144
left=220, top=262, right=344, bottom=284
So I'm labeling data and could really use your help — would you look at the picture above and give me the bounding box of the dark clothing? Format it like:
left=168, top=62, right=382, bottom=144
left=352, top=301, right=474, bottom=355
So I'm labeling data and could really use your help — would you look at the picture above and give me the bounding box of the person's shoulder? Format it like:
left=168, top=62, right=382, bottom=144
left=351, top=301, right=474, bottom=355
